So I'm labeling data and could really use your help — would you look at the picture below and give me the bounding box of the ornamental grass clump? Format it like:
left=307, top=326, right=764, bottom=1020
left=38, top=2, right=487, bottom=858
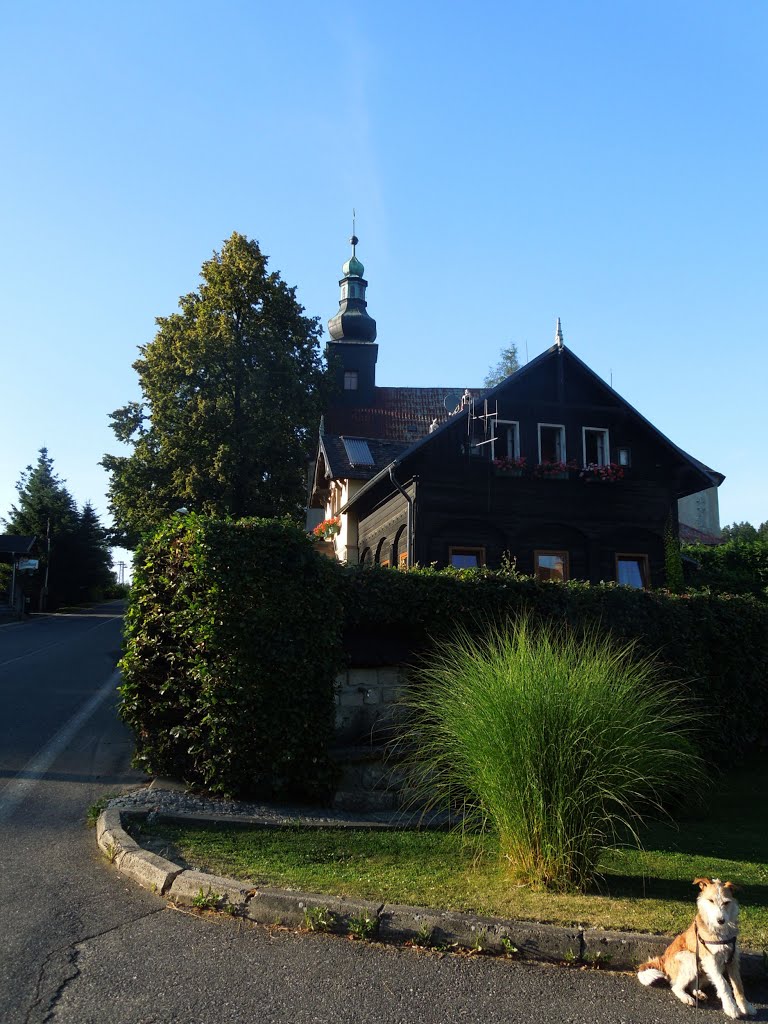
left=396, top=617, right=703, bottom=892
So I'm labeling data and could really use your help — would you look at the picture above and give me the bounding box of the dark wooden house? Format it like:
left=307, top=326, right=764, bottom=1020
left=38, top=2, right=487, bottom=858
left=309, top=240, right=723, bottom=588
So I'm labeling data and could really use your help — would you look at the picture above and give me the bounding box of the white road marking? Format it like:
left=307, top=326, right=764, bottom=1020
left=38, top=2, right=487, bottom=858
left=0, top=668, right=121, bottom=824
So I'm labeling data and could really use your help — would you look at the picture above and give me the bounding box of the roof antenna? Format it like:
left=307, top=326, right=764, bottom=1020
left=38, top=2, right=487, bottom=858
left=525, top=339, right=529, bottom=363
left=555, top=317, right=564, bottom=349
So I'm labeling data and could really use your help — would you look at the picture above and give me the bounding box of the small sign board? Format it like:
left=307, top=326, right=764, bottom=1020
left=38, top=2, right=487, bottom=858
left=17, top=558, right=39, bottom=571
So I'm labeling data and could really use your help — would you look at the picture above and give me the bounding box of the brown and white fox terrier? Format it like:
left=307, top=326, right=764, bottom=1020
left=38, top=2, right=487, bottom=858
left=637, top=878, right=755, bottom=1019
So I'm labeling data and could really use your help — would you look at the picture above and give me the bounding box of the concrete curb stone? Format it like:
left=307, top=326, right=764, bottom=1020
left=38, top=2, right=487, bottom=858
left=246, top=888, right=383, bottom=931
left=97, top=808, right=767, bottom=979
left=168, top=870, right=255, bottom=912
left=582, top=927, right=668, bottom=967
left=96, top=809, right=181, bottom=894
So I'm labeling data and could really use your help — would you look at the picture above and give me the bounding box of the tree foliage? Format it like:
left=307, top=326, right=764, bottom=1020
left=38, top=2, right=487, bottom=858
left=3, top=449, right=114, bottom=609
left=483, top=343, right=520, bottom=388
left=683, top=538, right=768, bottom=600
left=102, top=233, right=328, bottom=546
left=721, top=520, right=768, bottom=543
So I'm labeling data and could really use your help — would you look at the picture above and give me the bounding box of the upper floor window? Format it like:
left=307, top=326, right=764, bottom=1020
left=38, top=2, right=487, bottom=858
left=538, top=424, right=566, bottom=463
left=583, top=427, right=610, bottom=466
left=344, top=370, right=358, bottom=391
left=492, top=419, right=520, bottom=460
left=617, top=446, right=631, bottom=467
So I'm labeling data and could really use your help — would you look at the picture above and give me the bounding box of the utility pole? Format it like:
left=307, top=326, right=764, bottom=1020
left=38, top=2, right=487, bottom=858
left=39, top=518, right=51, bottom=612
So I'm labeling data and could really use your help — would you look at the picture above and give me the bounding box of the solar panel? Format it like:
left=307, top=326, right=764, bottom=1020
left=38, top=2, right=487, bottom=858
left=342, top=437, right=374, bottom=467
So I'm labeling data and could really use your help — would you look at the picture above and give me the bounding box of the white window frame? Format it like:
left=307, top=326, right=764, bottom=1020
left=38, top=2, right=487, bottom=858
left=491, top=419, right=520, bottom=461
left=582, top=427, right=610, bottom=467
left=538, top=423, right=566, bottom=464
left=344, top=370, right=359, bottom=391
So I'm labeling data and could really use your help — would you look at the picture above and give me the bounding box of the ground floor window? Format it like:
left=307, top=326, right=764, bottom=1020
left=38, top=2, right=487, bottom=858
left=398, top=551, right=408, bottom=569
left=534, top=550, right=569, bottom=581
left=616, top=553, right=649, bottom=589
left=449, top=546, right=486, bottom=568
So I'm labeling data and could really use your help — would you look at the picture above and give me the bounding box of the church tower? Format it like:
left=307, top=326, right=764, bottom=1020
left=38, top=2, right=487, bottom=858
left=326, top=234, right=378, bottom=406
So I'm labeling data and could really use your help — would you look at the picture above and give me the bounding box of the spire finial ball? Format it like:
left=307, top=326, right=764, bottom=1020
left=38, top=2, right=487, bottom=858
left=350, top=235, right=359, bottom=247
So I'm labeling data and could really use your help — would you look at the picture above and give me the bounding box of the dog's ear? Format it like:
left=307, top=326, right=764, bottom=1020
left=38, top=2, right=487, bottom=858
left=693, top=878, right=711, bottom=889
left=723, top=880, right=740, bottom=893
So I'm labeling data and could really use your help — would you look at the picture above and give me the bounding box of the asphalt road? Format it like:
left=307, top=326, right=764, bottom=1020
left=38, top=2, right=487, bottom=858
left=1, top=604, right=766, bottom=1024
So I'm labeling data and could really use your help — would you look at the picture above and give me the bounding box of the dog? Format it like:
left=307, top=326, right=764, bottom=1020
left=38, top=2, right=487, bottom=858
left=637, top=878, right=755, bottom=1019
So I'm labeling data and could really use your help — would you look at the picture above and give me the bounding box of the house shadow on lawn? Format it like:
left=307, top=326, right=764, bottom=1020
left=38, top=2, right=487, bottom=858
left=594, top=872, right=768, bottom=910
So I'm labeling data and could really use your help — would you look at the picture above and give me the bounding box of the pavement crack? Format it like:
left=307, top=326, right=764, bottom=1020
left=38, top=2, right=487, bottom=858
left=24, top=905, right=166, bottom=1023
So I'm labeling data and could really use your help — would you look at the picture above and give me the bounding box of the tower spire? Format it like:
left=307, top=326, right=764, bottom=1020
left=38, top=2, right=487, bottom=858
left=555, top=317, right=564, bottom=348
left=327, top=231, right=377, bottom=343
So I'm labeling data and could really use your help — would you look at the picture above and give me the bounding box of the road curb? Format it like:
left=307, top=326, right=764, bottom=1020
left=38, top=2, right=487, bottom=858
left=96, top=808, right=767, bottom=978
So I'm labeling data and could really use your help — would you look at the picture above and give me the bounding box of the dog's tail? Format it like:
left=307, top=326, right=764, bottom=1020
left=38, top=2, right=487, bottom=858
left=637, top=957, right=667, bottom=986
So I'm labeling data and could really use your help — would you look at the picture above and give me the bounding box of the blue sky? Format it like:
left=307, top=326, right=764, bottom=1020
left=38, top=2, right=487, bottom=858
left=1, top=1, right=766, bottom=569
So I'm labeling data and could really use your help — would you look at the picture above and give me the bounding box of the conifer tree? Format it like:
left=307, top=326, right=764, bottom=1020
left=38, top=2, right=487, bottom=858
left=483, top=343, right=520, bottom=387
left=4, top=450, right=115, bottom=608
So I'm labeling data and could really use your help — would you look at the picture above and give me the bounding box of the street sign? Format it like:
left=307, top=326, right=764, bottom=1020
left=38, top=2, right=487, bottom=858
left=17, top=559, right=39, bottom=571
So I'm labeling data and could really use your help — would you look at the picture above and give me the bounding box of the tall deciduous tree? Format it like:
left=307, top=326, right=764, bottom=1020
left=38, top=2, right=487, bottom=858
left=483, top=343, right=520, bottom=388
left=102, top=233, right=327, bottom=545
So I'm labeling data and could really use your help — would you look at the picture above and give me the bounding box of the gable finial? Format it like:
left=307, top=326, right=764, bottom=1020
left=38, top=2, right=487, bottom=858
left=351, top=209, right=357, bottom=255
left=555, top=317, right=564, bottom=349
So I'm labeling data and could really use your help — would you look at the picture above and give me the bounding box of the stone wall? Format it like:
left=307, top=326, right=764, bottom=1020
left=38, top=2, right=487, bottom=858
left=332, top=666, right=408, bottom=811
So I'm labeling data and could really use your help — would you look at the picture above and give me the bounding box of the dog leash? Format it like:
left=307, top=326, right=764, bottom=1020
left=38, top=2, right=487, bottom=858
left=693, top=921, right=737, bottom=1012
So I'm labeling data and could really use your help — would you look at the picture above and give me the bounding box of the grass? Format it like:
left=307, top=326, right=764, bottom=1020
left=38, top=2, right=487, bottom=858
left=141, top=761, right=768, bottom=950
left=394, top=617, right=703, bottom=890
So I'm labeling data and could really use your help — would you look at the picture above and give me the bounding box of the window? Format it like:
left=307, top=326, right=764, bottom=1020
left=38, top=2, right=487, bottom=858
left=534, top=550, right=569, bottom=582
left=379, top=559, right=391, bottom=568
left=492, top=419, right=520, bottom=460
left=538, top=424, right=566, bottom=463
left=399, top=551, right=409, bottom=569
left=344, top=370, right=358, bottom=391
left=583, top=427, right=610, bottom=466
left=616, top=554, right=649, bottom=589
left=449, top=546, right=486, bottom=568
left=617, top=447, right=631, bottom=467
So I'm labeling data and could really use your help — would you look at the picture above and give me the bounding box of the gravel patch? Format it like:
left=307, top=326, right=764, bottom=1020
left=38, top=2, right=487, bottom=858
left=107, top=782, right=444, bottom=828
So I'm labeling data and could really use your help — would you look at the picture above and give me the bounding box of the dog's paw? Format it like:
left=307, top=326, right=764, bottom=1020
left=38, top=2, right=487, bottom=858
left=672, top=990, right=696, bottom=1007
left=691, top=989, right=708, bottom=1001
left=722, top=1006, right=741, bottom=1020
left=740, top=1002, right=757, bottom=1017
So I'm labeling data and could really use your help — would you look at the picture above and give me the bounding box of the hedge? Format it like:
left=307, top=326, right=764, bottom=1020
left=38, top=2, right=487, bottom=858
left=340, top=564, right=768, bottom=764
left=121, top=521, right=768, bottom=800
left=120, top=516, right=344, bottom=801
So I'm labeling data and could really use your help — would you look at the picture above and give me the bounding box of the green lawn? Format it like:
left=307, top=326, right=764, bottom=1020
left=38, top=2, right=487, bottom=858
left=139, top=763, right=768, bottom=950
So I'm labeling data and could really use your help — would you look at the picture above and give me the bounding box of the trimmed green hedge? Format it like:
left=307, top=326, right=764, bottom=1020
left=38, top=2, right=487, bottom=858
left=340, top=565, right=768, bottom=764
left=121, top=523, right=768, bottom=799
left=120, top=516, right=344, bottom=800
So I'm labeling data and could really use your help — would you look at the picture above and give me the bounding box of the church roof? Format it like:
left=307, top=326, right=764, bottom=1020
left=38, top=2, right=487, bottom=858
left=323, top=386, right=483, bottom=443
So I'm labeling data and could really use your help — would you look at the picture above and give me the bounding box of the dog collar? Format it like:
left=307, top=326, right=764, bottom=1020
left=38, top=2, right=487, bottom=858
left=694, top=923, right=737, bottom=963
